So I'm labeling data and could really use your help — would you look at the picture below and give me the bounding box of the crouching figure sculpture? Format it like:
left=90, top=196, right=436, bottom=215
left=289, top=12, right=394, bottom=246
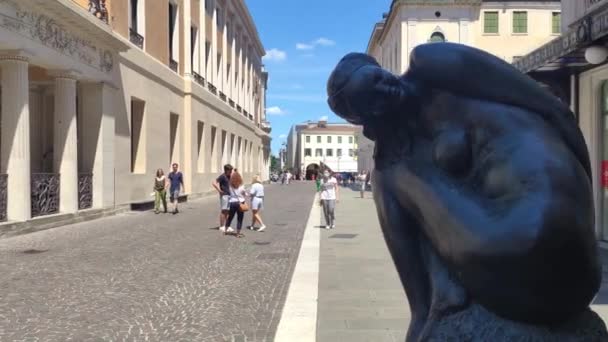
left=327, top=42, right=608, bottom=341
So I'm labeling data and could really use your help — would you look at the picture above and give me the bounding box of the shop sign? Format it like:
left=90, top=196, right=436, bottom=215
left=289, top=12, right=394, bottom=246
left=591, top=7, right=608, bottom=40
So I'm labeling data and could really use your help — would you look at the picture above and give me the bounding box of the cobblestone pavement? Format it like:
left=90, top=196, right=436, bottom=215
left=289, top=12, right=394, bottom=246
left=0, top=182, right=316, bottom=342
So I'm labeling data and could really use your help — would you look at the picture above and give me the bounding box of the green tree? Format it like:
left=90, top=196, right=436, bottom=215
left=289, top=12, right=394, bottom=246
left=270, top=155, right=280, bottom=173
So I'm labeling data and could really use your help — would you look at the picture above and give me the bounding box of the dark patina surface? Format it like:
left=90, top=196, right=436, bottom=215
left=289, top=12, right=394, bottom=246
left=327, top=42, right=607, bottom=341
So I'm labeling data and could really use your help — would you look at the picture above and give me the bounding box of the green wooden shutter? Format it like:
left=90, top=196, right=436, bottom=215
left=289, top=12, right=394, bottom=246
left=552, top=12, right=561, bottom=34
left=484, top=12, right=498, bottom=34
left=513, top=11, right=528, bottom=34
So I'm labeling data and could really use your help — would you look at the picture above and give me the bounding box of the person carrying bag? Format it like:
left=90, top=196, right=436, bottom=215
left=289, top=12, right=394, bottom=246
left=223, top=171, right=248, bottom=237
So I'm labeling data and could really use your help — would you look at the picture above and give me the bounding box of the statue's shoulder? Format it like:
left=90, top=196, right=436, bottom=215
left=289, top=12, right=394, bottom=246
left=406, top=43, right=590, bottom=178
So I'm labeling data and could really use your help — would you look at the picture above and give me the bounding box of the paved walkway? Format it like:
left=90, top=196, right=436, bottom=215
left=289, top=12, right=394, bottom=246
left=316, top=186, right=409, bottom=342
left=314, top=185, right=608, bottom=342
left=0, top=182, right=316, bottom=342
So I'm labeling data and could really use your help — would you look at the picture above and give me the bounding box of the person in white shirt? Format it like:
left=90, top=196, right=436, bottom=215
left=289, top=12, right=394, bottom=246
left=357, top=171, right=368, bottom=198
left=319, top=170, right=339, bottom=229
left=248, top=175, right=267, bottom=232
left=223, top=171, right=248, bottom=238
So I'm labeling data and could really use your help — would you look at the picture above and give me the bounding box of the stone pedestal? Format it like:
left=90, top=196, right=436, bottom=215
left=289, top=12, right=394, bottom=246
left=0, top=56, right=31, bottom=221
left=427, top=304, right=608, bottom=342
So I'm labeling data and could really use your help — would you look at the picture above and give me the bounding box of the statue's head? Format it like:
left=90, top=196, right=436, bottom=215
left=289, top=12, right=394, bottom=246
left=327, top=53, right=413, bottom=139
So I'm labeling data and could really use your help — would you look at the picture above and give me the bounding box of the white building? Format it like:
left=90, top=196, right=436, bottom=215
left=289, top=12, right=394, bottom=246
left=286, top=120, right=360, bottom=179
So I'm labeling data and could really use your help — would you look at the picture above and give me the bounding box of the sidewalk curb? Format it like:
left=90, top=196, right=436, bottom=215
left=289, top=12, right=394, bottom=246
left=274, top=193, right=320, bottom=342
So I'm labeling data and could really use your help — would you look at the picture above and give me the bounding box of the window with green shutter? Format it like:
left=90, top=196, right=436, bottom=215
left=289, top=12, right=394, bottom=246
left=552, top=12, right=561, bottom=34
left=513, top=11, right=528, bottom=34
left=484, top=11, right=499, bottom=34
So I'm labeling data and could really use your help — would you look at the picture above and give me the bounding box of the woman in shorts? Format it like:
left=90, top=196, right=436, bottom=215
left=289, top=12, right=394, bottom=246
left=248, top=175, right=267, bottom=232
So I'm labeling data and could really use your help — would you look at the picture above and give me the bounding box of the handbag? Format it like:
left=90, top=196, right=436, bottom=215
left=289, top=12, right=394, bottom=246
left=231, top=186, right=249, bottom=212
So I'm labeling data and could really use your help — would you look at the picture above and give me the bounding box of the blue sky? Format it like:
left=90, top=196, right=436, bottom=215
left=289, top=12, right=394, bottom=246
left=247, top=0, right=391, bottom=154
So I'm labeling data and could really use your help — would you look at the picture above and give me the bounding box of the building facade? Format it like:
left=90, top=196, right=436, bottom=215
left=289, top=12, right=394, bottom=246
left=286, top=120, right=360, bottom=179
left=367, top=0, right=562, bottom=74
left=0, top=0, right=271, bottom=231
left=514, top=0, right=608, bottom=242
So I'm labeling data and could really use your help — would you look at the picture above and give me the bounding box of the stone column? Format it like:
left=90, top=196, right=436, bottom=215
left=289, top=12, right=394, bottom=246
left=0, top=54, right=31, bottom=221
left=52, top=72, right=78, bottom=213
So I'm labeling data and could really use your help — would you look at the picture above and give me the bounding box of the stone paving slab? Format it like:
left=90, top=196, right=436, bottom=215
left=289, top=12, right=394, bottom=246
left=0, top=182, right=316, bottom=342
left=317, top=185, right=608, bottom=342
left=316, top=187, right=409, bottom=342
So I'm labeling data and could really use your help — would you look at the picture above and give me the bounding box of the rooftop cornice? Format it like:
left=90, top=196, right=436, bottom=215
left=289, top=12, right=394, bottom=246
left=229, top=0, right=265, bottom=58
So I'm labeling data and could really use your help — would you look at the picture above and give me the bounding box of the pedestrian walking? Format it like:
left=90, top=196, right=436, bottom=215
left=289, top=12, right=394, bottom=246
left=319, top=170, right=339, bottom=229
left=212, top=164, right=233, bottom=232
left=223, top=171, right=248, bottom=238
left=248, top=175, right=266, bottom=232
left=357, top=170, right=368, bottom=198
left=153, top=168, right=168, bottom=214
left=168, top=163, right=184, bottom=214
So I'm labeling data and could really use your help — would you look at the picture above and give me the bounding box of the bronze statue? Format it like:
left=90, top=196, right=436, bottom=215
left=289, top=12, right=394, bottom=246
left=327, top=42, right=608, bottom=341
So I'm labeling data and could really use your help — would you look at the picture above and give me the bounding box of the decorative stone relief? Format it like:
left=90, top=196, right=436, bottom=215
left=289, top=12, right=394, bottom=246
left=0, top=0, right=114, bottom=73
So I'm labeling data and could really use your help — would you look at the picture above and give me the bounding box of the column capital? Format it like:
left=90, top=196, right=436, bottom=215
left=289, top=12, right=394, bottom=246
left=0, top=49, right=33, bottom=63
left=48, top=69, right=81, bottom=80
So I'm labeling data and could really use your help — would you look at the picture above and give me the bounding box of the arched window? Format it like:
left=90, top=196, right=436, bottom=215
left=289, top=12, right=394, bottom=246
left=429, top=32, right=445, bottom=43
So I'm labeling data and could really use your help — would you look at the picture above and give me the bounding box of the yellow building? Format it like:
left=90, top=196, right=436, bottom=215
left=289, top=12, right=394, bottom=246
left=367, top=0, right=562, bottom=74
left=0, top=0, right=271, bottom=234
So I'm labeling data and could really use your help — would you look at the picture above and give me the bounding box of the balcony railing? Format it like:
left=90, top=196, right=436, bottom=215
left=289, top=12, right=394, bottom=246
left=219, top=92, right=227, bottom=102
left=78, top=173, right=93, bottom=210
left=169, top=59, right=178, bottom=72
left=208, top=82, right=217, bottom=94
left=88, top=0, right=108, bottom=23
left=31, top=173, right=60, bottom=217
left=129, top=28, right=144, bottom=49
left=192, top=72, right=205, bottom=87
left=229, top=99, right=235, bottom=108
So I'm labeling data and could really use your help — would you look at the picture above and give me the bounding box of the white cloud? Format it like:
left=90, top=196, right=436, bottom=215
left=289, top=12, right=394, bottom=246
left=263, top=48, right=287, bottom=62
left=296, top=43, right=314, bottom=50
left=279, top=134, right=287, bottom=139
left=320, top=115, right=328, bottom=121
left=266, top=106, right=287, bottom=116
left=315, top=37, right=336, bottom=46
left=295, top=37, right=336, bottom=51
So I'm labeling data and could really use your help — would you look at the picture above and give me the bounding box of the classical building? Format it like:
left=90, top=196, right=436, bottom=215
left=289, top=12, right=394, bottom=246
left=367, top=0, right=562, bottom=74
left=513, top=0, right=608, bottom=243
left=0, top=0, right=271, bottom=232
left=286, top=120, right=360, bottom=179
